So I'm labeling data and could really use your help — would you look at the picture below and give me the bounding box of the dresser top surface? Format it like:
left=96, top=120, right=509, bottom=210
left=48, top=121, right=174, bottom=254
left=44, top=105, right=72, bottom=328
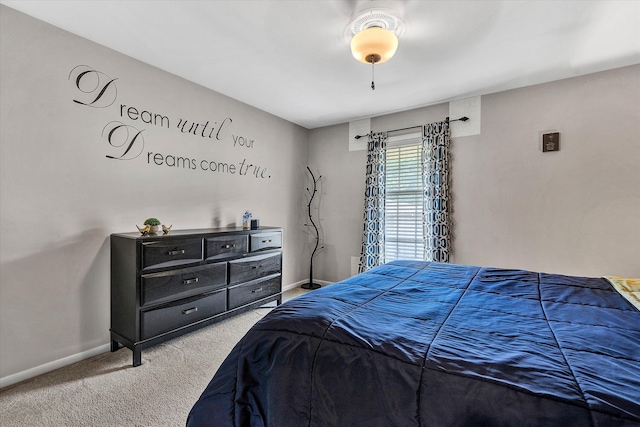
left=111, top=226, right=282, bottom=240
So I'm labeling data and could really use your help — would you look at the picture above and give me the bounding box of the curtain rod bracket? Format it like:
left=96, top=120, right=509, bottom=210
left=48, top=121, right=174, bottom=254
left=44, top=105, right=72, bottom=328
left=446, top=116, right=469, bottom=123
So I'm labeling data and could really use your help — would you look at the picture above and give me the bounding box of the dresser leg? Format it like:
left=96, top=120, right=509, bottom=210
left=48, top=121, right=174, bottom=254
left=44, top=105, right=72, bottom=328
left=133, top=349, right=142, bottom=367
left=111, top=339, right=120, bottom=352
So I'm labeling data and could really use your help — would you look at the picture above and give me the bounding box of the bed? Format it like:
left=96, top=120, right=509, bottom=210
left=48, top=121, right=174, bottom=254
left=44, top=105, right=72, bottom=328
left=187, top=261, right=640, bottom=426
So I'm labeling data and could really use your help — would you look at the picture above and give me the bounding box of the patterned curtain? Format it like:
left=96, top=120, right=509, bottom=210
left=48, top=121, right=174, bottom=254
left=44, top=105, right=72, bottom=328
left=422, top=121, right=453, bottom=262
left=358, top=132, right=387, bottom=273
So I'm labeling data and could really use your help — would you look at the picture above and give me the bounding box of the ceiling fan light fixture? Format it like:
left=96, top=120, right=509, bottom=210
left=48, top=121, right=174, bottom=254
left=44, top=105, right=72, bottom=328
left=346, top=7, right=404, bottom=90
left=350, top=26, right=398, bottom=64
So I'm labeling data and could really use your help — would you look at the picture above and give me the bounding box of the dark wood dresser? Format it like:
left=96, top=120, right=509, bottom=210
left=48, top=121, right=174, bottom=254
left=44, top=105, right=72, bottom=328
left=110, top=227, right=283, bottom=366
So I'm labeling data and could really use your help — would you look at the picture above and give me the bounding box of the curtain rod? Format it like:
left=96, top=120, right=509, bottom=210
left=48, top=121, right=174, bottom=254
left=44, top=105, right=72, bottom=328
left=353, top=116, right=469, bottom=139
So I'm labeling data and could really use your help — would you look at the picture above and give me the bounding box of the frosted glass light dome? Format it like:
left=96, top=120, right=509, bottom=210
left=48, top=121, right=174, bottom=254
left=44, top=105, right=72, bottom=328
left=350, top=26, right=398, bottom=64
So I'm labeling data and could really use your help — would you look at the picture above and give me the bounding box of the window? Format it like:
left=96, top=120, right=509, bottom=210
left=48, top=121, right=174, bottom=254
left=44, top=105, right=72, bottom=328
left=384, top=137, right=423, bottom=262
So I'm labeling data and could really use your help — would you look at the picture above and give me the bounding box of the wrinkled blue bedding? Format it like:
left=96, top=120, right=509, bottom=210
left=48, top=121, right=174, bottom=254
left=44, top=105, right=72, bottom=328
left=187, top=261, right=640, bottom=426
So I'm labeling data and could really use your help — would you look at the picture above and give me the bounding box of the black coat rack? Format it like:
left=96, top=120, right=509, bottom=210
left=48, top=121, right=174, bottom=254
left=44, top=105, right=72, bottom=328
left=302, top=167, right=323, bottom=290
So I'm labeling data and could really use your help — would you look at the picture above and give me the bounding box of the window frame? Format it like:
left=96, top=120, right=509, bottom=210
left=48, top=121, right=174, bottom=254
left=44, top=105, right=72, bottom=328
left=383, top=132, right=424, bottom=263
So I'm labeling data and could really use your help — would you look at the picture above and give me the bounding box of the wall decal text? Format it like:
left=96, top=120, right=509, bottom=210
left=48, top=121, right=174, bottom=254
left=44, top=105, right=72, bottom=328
left=146, top=151, right=271, bottom=178
left=102, top=121, right=145, bottom=160
left=233, top=135, right=254, bottom=148
left=176, top=117, right=232, bottom=140
left=69, top=65, right=118, bottom=108
left=70, top=65, right=271, bottom=179
left=120, top=104, right=169, bottom=128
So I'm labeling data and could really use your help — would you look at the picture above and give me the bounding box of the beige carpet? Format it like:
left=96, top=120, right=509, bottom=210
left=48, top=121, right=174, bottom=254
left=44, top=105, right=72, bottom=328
left=0, top=287, right=308, bottom=427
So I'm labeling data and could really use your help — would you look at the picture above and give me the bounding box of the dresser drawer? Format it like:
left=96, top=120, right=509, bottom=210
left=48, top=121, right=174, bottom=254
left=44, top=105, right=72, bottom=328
left=140, top=289, right=226, bottom=340
left=250, top=232, right=282, bottom=252
left=228, top=275, right=281, bottom=310
left=141, top=238, right=203, bottom=270
left=141, top=262, right=227, bottom=307
left=229, top=252, right=281, bottom=285
left=205, top=234, right=248, bottom=261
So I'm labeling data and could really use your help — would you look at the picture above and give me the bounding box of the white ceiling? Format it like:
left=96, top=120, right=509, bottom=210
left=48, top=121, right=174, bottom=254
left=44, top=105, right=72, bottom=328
left=2, top=0, right=639, bottom=129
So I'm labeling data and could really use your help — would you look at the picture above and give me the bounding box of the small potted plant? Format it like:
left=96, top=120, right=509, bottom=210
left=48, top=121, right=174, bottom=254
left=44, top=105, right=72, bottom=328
left=144, top=217, right=161, bottom=234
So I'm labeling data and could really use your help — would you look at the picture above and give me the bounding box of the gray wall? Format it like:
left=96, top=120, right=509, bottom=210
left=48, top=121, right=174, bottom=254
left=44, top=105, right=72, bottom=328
left=309, top=64, right=640, bottom=282
left=0, top=6, right=309, bottom=383
left=453, top=66, right=639, bottom=276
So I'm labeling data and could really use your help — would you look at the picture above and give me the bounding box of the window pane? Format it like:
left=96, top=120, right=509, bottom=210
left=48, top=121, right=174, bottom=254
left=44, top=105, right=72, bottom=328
left=384, top=143, right=423, bottom=262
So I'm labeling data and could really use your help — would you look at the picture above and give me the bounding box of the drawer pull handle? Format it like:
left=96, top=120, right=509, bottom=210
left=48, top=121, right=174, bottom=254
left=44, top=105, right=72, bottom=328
left=223, top=244, right=236, bottom=249
left=252, top=264, right=263, bottom=269
left=182, top=277, right=199, bottom=285
left=182, top=307, right=198, bottom=315
left=261, top=240, right=272, bottom=243
left=168, top=249, right=185, bottom=255
left=251, top=287, right=264, bottom=294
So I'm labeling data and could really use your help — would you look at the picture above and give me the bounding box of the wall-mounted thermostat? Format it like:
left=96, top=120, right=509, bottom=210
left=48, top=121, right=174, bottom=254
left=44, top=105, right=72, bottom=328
left=541, top=131, right=560, bottom=152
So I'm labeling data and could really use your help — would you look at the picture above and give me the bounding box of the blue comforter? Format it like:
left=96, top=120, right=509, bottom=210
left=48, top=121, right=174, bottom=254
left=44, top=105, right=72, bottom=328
left=187, top=261, right=640, bottom=426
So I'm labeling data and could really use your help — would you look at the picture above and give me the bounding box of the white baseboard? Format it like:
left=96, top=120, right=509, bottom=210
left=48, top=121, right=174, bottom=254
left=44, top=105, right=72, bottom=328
left=0, top=343, right=111, bottom=389
left=1, top=281, right=334, bottom=389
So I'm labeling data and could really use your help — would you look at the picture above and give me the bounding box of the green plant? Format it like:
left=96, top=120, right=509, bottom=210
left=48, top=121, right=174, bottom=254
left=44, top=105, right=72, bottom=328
left=144, top=217, right=161, bottom=226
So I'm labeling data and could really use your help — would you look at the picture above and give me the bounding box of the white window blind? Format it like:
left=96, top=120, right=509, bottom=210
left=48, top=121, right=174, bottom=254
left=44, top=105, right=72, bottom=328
left=384, top=141, right=423, bottom=262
